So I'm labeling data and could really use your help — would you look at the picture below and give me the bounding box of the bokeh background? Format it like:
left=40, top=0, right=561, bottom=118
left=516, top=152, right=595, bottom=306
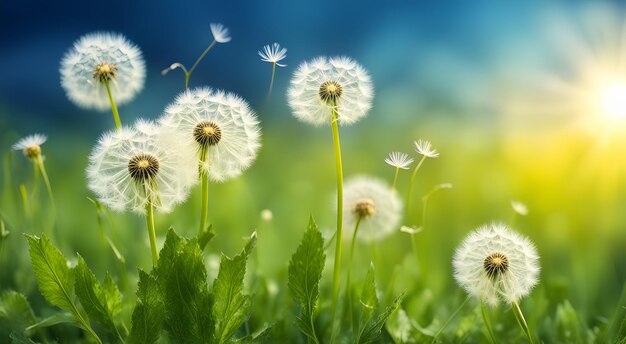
left=2, top=0, right=626, bottom=342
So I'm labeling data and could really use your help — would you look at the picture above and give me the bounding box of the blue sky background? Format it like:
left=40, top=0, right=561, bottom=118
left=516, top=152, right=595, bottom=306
left=1, top=0, right=625, bottom=137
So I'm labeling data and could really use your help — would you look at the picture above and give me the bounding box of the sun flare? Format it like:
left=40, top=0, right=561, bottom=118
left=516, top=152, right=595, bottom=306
left=599, top=81, right=626, bottom=121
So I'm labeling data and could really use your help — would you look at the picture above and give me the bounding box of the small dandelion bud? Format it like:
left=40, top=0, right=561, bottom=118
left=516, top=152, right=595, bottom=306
left=343, top=176, right=402, bottom=242
left=12, top=134, right=47, bottom=159
left=453, top=223, right=540, bottom=306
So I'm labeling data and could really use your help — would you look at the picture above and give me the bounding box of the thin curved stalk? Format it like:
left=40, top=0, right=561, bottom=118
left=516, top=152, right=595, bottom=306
left=145, top=201, right=158, bottom=266
left=268, top=62, right=277, bottom=97
left=199, top=148, right=209, bottom=236
left=103, top=78, right=121, bottom=129
left=330, top=102, right=344, bottom=339
left=480, top=302, right=497, bottom=344
left=391, top=167, right=400, bottom=190
left=431, top=296, right=470, bottom=343
left=186, top=40, right=217, bottom=89
left=346, top=216, right=363, bottom=334
left=406, top=155, right=427, bottom=215
left=512, top=301, right=534, bottom=344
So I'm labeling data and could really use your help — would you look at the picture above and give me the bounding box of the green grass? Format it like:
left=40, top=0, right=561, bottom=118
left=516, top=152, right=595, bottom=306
left=1, top=114, right=625, bottom=343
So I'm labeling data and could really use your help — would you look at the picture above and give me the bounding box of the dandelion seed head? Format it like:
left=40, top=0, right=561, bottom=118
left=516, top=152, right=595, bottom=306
left=13, top=134, right=47, bottom=159
left=342, top=176, right=402, bottom=242
left=288, top=56, right=373, bottom=126
left=414, top=139, right=439, bottom=158
left=453, top=223, right=540, bottom=306
left=210, top=23, right=231, bottom=43
left=159, top=87, right=261, bottom=182
left=87, top=119, right=197, bottom=214
left=259, top=43, right=287, bottom=67
left=385, top=152, right=414, bottom=169
left=60, top=32, right=145, bottom=111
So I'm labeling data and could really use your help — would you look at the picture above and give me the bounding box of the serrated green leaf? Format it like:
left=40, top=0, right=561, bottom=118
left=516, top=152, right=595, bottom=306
left=357, top=263, right=378, bottom=337
left=128, top=270, right=165, bottom=344
left=157, top=229, right=214, bottom=343
left=198, top=224, right=215, bottom=251
left=288, top=216, right=325, bottom=344
left=0, top=291, right=37, bottom=341
left=25, top=234, right=75, bottom=312
left=213, top=231, right=257, bottom=344
left=74, top=255, right=122, bottom=341
left=358, top=291, right=405, bottom=344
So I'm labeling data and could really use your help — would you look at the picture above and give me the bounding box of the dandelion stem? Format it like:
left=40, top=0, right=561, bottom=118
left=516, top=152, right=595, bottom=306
left=186, top=40, right=217, bottom=89
left=406, top=155, right=427, bottom=216
left=391, top=167, right=400, bottom=190
left=410, top=232, right=420, bottom=269
left=330, top=102, right=344, bottom=338
left=268, top=62, right=277, bottom=97
left=512, top=301, right=534, bottom=344
left=199, top=148, right=209, bottom=236
left=346, top=216, right=363, bottom=334
left=36, top=156, right=55, bottom=213
left=145, top=201, right=159, bottom=266
left=19, top=184, right=32, bottom=224
left=103, top=78, right=121, bottom=129
left=480, top=302, right=497, bottom=344
left=432, top=296, right=470, bottom=343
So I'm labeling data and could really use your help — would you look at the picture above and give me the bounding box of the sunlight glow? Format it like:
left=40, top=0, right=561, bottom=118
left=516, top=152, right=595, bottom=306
left=600, top=82, right=626, bottom=121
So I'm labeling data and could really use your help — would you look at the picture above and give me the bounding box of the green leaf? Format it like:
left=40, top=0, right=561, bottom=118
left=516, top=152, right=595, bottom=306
left=213, top=231, right=257, bottom=344
left=0, top=291, right=37, bottom=340
left=358, top=291, right=405, bottom=344
left=198, top=224, right=215, bottom=251
left=288, top=216, right=325, bottom=344
left=232, top=324, right=273, bottom=344
left=74, top=255, right=122, bottom=340
left=357, top=263, right=378, bottom=337
left=128, top=270, right=165, bottom=344
left=25, top=234, right=75, bottom=312
left=25, top=312, right=76, bottom=333
left=157, top=229, right=214, bottom=343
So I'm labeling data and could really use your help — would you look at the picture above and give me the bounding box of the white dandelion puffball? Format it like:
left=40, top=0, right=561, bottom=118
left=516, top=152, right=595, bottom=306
left=385, top=151, right=414, bottom=170
left=288, top=56, right=373, bottom=126
left=13, top=134, right=47, bottom=159
left=159, top=87, right=261, bottom=182
left=87, top=119, right=197, bottom=214
left=342, top=176, right=402, bottom=242
left=453, top=223, right=540, bottom=306
left=259, top=43, right=287, bottom=66
left=60, top=32, right=146, bottom=111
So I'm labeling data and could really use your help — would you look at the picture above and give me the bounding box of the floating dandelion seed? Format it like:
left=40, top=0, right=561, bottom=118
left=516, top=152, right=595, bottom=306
left=260, top=209, right=273, bottom=222
left=259, top=43, right=287, bottom=96
left=343, top=176, right=402, bottom=242
left=160, top=87, right=261, bottom=235
left=385, top=151, right=414, bottom=190
left=210, top=23, right=231, bottom=43
left=414, top=139, right=439, bottom=158
left=60, top=32, right=145, bottom=128
left=162, top=23, right=231, bottom=89
left=385, top=152, right=414, bottom=170
left=511, top=200, right=529, bottom=216
left=288, top=56, right=373, bottom=126
left=453, top=223, right=540, bottom=306
left=13, top=134, right=47, bottom=159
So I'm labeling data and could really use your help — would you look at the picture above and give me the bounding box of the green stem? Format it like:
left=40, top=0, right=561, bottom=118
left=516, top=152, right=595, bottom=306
left=145, top=201, right=158, bottom=266
left=391, top=167, right=400, bottom=191
left=330, top=103, right=344, bottom=339
left=199, top=148, right=209, bottom=236
left=346, top=216, right=363, bottom=334
left=268, top=62, right=277, bottom=97
left=36, top=156, right=55, bottom=212
left=406, top=155, right=427, bottom=216
left=480, top=302, right=497, bottom=344
left=103, top=78, right=121, bottom=129
left=431, top=296, right=470, bottom=343
left=19, top=184, right=32, bottom=224
left=410, top=232, right=420, bottom=269
left=512, top=301, right=534, bottom=344
left=186, top=40, right=217, bottom=89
